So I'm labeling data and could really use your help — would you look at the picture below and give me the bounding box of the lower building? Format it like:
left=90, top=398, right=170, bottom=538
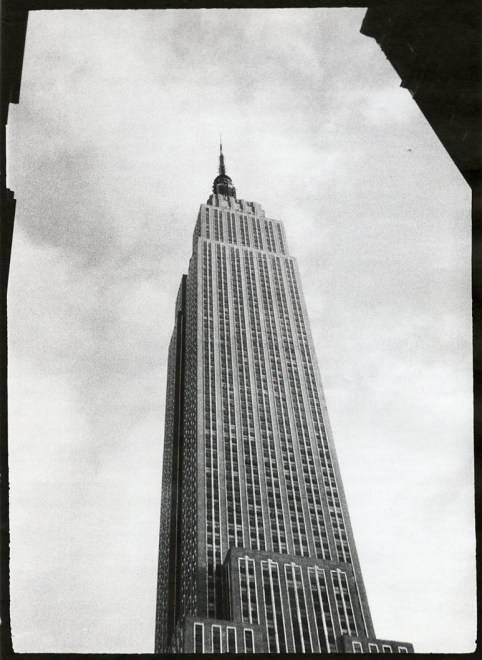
left=169, top=547, right=414, bottom=653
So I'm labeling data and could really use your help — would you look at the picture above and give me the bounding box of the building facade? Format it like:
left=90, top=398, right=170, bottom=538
left=155, top=147, right=413, bottom=654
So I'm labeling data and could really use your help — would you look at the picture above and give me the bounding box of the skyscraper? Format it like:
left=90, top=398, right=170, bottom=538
left=155, top=146, right=413, bottom=654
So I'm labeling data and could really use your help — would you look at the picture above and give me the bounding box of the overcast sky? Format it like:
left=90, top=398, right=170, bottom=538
left=7, top=8, right=474, bottom=654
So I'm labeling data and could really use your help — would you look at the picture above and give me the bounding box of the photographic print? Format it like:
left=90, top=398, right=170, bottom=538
left=6, top=7, right=475, bottom=655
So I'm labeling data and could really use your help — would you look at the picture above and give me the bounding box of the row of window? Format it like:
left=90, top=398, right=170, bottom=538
left=203, top=242, right=221, bottom=617
left=352, top=641, right=409, bottom=653
left=243, top=557, right=360, bottom=654
left=217, top=245, right=243, bottom=549
left=201, top=205, right=287, bottom=255
left=232, top=249, right=264, bottom=550
left=194, top=623, right=254, bottom=654
left=262, top=560, right=353, bottom=653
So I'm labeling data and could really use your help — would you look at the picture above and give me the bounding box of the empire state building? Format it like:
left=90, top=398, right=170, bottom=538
left=155, top=146, right=413, bottom=654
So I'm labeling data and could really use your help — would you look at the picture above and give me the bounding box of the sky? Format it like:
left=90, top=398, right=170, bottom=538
left=6, top=8, right=474, bottom=654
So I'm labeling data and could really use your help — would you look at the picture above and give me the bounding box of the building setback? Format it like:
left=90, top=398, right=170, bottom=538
left=155, top=147, right=413, bottom=654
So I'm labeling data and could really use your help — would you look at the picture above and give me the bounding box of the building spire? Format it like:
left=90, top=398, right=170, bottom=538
left=219, top=137, right=226, bottom=176
left=212, top=139, right=236, bottom=199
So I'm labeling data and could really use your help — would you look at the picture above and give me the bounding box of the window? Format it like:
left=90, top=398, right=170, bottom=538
left=368, top=643, right=379, bottom=653
left=285, top=563, right=312, bottom=652
left=382, top=644, right=393, bottom=653
left=262, top=559, right=287, bottom=653
left=194, top=623, right=204, bottom=653
left=352, top=641, right=363, bottom=653
left=308, top=567, right=335, bottom=653
left=227, top=627, right=237, bottom=653
left=212, top=625, right=221, bottom=653
left=398, top=647, right=409, bottom=653
left=238, top=557, right=259, bottom=624
left=244, top=629, right=254, bottom=653
left=330, top=569, right=357, bottom=636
